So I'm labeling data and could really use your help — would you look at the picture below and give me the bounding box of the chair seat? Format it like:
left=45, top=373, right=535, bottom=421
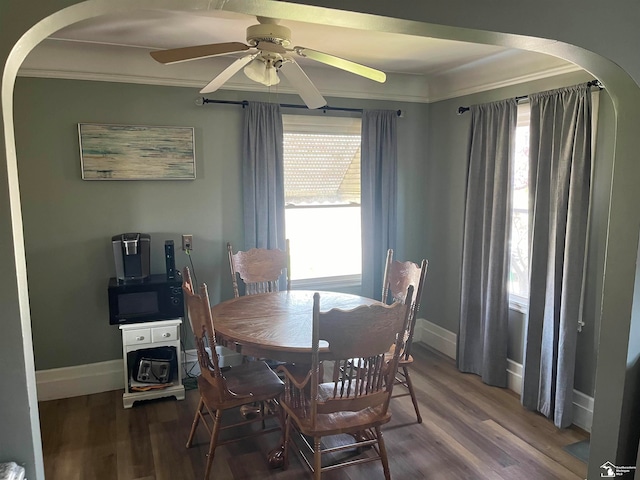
left=198, top=360, right=284, bottom=410
left=281, top=382, right=392, bottom=437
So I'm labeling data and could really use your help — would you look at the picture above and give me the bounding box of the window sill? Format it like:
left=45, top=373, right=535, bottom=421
left=509, top=295, right=529, bottom=314
left=291, top=274, right=362, bottom=290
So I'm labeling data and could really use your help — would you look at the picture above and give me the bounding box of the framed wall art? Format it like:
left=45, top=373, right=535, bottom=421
left=78, top=123, right=196, bottom=180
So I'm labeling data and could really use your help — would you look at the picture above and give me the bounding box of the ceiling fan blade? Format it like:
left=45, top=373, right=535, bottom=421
left=150, top=42, right=250, bottom=65
left=279, top=60, right=327, bottom=109
left=200, top=54, right=257, bottom=94
left=294, top=47, right=386, bottom=83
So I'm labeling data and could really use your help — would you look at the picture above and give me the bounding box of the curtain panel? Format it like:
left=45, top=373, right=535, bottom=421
left=458, top=99, right=517, bottom=387
left=361, top=110, right=398, bottom=299
left=242, top=101, right=286, bottom=251
left=522, top=84, right=592, bottom=428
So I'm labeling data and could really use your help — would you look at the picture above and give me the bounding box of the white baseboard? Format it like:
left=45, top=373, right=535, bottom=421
left=415, top=318, right=593, bottom=432
left=507, top=359, right=523, bottom=395
left=35, top=359, right=124, bottom=401
left=414, top=318, right=457, bottom=359
left=572, top=389, right=594, bottom=432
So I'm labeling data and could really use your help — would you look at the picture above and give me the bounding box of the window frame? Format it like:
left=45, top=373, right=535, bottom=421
left=509, top=101, right=531, bottom=312
left=282, top=114, right=363, bottom=288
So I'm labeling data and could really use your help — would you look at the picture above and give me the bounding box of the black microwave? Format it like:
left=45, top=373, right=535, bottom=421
left=108, top=273, right=184, bottom=325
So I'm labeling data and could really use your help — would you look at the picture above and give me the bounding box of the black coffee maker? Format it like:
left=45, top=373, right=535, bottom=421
left=112, top=233, right=150, bottom=283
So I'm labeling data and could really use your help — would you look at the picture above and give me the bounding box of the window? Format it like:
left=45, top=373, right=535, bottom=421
left=509, top=102, right=530, bottom=309
left=282, top=115, right=362, bottom=285
left=508, top=91, right=599, bottom=311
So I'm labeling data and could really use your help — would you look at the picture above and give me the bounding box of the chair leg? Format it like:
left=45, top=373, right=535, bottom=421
left=403, top=365, right=422, bottom=423
left=375, top=426, right=391, bottom=480
left=204, top=409, right=223, bottom=480
left=265, top=400, right=287, bottom=470
left=313, top=437, right=322, bottom=480
left=186, top=396, right=204, bottom=448
left=282, top=414, right=291, bottom=470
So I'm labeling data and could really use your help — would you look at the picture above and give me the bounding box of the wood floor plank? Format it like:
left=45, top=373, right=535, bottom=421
left=82, top=392, right=117, bottom=479
left=477, top=419, right=582, bottom=480
left=54, top=396, right=91, bottom=480
left=149, top=418, right=196, bottom=480
left=39, top=344, right=589, bottom=479
left=115, top=398, right=155, bottom=480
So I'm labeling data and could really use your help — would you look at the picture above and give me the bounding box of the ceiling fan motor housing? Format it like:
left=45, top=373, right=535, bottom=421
left=246, top=23, right=292, bottom=47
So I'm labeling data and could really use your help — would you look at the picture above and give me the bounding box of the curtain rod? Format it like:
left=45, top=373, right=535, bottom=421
left=195, top=97, right=403, bottom=117
left=456, top=79, right=604, bottom=115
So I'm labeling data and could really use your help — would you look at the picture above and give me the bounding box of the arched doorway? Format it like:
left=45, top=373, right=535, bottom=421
left=3, top=2, right=640, bottom=479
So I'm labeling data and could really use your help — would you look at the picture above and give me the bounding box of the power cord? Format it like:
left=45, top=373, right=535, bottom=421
left=185, top=248, right=199, bottom=291
left=181, top=247, right=200, bottom=390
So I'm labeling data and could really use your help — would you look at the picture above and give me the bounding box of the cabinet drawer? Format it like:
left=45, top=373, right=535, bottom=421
left=123, top=328, right=151, bottom=346
left=152, top=324, right=178, bottom=343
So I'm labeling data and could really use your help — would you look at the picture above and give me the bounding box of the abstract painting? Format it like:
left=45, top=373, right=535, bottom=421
left=78, top=123, right=195, bottom=180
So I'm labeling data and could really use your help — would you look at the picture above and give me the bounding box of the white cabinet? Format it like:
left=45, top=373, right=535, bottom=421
left=119, top=319, right=186, bottom=408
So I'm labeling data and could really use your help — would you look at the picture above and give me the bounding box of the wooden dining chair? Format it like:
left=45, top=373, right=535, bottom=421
left=227, top=240, right=291, bottom=297
left=182, top=267, right=285, bottom=480
left=382, top=249, right=428, bottom=423
left=277, top=288, right=413, bottom=480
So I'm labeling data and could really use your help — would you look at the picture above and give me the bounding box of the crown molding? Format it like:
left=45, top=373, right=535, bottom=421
left=18, top=64, right=585, bottom=105
left=18, top=68, right=435, bottom=105
left=18, top=39, right=584, bottom=105
left=427, top=63, right=583, bottom=102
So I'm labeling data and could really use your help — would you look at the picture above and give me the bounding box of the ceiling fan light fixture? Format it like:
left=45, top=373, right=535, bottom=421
left=243, top=57, right=280, bottom=86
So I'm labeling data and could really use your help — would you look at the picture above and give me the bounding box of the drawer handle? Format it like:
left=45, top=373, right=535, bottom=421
left=135, top=335, right=145, bottom=341
left=162, top=332, right=171, bottom=338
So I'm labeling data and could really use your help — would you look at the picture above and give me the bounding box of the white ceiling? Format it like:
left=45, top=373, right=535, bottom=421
left=19, top=9, right=582, bottom=103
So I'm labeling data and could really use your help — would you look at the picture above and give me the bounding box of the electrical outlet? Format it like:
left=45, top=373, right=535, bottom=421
left=182, top=234, right=193, bottom=251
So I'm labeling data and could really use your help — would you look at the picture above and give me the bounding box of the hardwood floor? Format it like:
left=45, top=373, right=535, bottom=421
left=39, top=345, right=589, bottom=479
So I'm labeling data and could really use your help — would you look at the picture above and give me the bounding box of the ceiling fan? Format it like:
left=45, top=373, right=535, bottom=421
left=150, top=16, right=387, bottom=109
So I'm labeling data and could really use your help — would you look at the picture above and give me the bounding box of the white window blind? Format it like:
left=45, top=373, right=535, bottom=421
left=283, top=115, right=361, bottom=205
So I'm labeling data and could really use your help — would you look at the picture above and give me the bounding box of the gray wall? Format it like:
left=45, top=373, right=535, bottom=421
left=422, top=70, right=615, bottom=396
left=13, top=76, right=428, bottom=370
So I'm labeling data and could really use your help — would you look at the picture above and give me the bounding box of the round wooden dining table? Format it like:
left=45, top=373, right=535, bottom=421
left=211, top=289, right=382, bottom=364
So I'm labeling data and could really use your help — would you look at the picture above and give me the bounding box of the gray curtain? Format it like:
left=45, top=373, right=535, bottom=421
left=458, top=99, right=517, bottom=387
left=361, top=109, right=397, bottom=299
left=242, top=101, right=285, bottom=250
left=522, top=84, right=592, bottom=428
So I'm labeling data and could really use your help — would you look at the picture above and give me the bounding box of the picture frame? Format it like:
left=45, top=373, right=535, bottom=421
left=78, top=123, right=196, bottom=180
